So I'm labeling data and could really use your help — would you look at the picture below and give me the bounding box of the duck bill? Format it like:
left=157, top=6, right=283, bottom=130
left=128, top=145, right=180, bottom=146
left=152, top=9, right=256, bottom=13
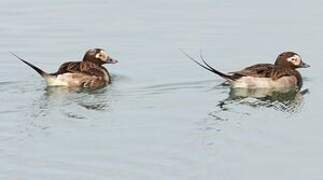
left=299, top=61, right=310, bottom=68
left=107, top=58, right=118, bottom=64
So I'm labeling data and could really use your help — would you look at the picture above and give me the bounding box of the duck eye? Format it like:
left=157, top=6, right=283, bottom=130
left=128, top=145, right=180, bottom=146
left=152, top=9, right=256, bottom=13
left=95, top=53, right=102, bottom=59
left=291, top=58, right=301, bottom=65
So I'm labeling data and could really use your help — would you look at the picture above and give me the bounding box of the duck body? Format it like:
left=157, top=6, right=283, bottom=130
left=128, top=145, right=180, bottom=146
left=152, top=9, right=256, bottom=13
left=13, top=48, right=118, bottom=89
left=229, top=63, right=302, bottom=90
left=49, top=61, right=111, bottom=88
left=185, top=51, right=309, bottom=91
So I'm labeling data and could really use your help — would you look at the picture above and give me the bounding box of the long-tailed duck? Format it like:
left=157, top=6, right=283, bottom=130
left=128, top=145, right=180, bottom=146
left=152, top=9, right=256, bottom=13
left=12, top=48, right=118, bottom=89
left=183, top=51, right=310, bottom=90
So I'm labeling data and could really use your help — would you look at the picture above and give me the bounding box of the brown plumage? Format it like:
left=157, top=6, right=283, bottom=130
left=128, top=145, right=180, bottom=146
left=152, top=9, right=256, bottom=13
left=184, top=51, right=310, bottom=90
left=12, top=48, right=118, bottom=89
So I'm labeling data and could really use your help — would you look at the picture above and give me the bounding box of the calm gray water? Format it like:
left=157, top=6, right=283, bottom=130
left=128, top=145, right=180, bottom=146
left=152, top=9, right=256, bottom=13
left=0, top=0, right=322, bottom=179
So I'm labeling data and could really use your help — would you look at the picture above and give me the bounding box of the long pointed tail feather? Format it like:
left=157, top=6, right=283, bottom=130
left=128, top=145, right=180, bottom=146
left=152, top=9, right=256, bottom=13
left=180, top=50, right=234, bottom=81
left=10, top=52, right=49, bottom=78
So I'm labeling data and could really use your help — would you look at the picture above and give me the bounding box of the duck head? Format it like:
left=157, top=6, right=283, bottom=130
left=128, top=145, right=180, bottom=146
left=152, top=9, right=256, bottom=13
left=83, top=48, right=118, bottom=65
left=275, top=51, right=310, bottom=69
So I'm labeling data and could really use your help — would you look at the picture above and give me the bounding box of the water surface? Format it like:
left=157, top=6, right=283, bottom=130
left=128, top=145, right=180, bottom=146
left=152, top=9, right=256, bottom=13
left=0, top=0, right=322, bottom=179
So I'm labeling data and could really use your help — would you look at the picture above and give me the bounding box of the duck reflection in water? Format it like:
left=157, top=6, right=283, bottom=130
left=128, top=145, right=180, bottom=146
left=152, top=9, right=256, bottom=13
left=31, top=86, right=112, bottom=119
left=46, top=86, right=111, bottom=110
left=217, top=84, right=309, bottom=112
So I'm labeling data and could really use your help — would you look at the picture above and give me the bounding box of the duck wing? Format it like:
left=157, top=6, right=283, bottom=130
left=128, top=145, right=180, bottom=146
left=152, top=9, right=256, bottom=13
left=53, top=61, right=82, bottom=75
left=230, top=64, right=295, bottom=80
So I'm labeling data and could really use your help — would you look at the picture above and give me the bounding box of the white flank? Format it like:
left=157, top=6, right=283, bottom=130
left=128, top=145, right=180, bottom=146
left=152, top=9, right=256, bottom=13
left=232, top=76, right=297, bottom=90
left=44, top=71, right=109, bottom=87
left=45, top=73, right=85, bottom=87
